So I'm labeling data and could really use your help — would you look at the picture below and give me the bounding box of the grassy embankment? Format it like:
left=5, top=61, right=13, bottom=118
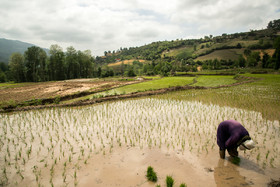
left=192, top=75, right=237, bottom=87
left=64, top=75, right=240, bottom=104
left=0, top=82, right=37, bottom=89
left=62, top=77, right=195, bottom=103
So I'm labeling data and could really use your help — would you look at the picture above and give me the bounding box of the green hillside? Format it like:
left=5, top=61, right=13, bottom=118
left=0, top=38, right=48, bottom=63
left=96, top=21, right=280, bottom=75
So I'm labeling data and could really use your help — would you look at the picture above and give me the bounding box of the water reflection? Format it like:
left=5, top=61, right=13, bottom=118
left=214, top=159, right=250, bottom=187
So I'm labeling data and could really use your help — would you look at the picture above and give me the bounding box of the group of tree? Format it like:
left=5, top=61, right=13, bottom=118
left=112, top=36, right=280, bottom=76
left=0, top=62, right=8, bottom=82
left=5, top=45, right=110, bottom=83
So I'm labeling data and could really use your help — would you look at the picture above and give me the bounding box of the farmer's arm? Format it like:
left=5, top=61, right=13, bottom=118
left=217, top=127, right=226, bottom=150
left=217, top=131, right=226, bottom=159
left=225, top=134, right=239, bottom=149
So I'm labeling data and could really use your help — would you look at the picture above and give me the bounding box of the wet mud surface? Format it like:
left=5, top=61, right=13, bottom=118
left=63, top=148, right=280, bottom=187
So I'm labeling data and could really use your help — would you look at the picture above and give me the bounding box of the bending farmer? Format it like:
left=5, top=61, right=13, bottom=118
left=217, top=120, right=255, bottom=159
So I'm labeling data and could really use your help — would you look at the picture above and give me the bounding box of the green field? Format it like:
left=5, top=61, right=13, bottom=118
left=195, top=49, right=243, bottom=61
left=155, top=74, right=280, bottom=121
left=64, top=75, right=241, bottom=104
left=194, top=39, right=259, bottom=56
left=162, top=46, right=194, bottom=58
left=0, top=82, right=34, bottom=89
left=193, top=75, right=237, bottom=87
left=63, top=77, right=195, bottom=103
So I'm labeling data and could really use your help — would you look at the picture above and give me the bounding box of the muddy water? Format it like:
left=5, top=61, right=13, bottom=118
left=79, top=147, right=214, bottom=187
left=76, top=147, right=279, bottom=187
left=1, top=98, right=279, bottom=186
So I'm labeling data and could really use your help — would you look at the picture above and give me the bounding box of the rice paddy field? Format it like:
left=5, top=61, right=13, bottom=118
left=0, top=74, right=279, bottom=186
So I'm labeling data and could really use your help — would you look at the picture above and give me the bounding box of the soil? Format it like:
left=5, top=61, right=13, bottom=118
left=0, top=79, right=138, bottom=103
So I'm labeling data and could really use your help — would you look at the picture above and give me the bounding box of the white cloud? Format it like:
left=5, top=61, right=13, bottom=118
left=0, top=0, right=279, bottom=56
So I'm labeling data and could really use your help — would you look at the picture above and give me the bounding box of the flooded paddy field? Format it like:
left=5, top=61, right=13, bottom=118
left=0, top=74, right=279, bottom=186
left=1, top=98, right=279, bottom=186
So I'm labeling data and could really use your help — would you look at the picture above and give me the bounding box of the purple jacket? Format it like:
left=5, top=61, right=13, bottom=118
left=217, top=120, right=250, bottom=150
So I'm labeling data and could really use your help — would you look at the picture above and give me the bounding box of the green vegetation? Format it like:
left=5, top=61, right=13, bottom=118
left=76, top=77, right=194, bottom=101
left=146, top=166, right=158, bottom=182
left=0, top=38, right=41, bottom=63
left=61, top=77, right=194, bottom=103
left=64, top=75, right=240, bottom=104
left=155, top=74, right=280, bottom=121
left=162, top=46, right=194, bottom=59
left=195, top=49, right=242, bottom=61
left=193, top=76, right=237, bottom=87
left=0, top=82, right=34, bottom=89
left=166, top=176, right=174, bottom=187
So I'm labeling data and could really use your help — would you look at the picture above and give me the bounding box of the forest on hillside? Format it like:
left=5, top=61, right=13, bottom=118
left=0, top=19, right=280, bottom=83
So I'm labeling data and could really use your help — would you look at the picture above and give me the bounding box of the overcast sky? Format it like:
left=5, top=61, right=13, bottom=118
left=1, top=0, right=279, bottom=56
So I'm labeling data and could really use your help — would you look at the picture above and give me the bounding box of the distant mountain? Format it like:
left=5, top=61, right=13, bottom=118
left=0, top=38, right=49, bottom=64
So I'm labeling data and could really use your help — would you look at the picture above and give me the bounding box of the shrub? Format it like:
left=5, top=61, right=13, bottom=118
left=180, top=183, right=187, bottom=187
left=146, top=166, right=157, bottom=182
left=54, top=96, right=60, bottom=104
left=166, top=176, right=174, bottom=187
left=35, top=99, right=42, bottom=105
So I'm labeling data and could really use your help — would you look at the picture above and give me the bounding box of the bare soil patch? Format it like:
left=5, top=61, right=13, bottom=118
left=108, top=59, right=146, bottom=67
left=0, top=78, right=138, bottom=104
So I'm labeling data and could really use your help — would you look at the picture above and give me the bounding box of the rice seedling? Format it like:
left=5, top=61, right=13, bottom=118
left=146, top=166, right=158, bottom=182
left=166, top=176, right=174, bottom=187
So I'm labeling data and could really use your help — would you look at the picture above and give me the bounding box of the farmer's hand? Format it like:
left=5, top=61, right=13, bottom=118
left=219, top=149, right=225, bottom=159
left=228, top=148, right=238, bottom=157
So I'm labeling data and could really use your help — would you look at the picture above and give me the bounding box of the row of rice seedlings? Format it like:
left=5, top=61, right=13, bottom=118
left=0, top=98, right=279, bottom=185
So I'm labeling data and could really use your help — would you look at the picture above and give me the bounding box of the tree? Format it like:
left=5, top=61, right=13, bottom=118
left=9, top=53, right=25, bottom=82
left=267, top=19, right=280, bottom=30
left=236, top=43, right=242, bottom=49
left=66, top=46, right=79, bottom=79
left=0, top=62, right=8, bottom=82
left=49, top=44, right=65, bottom=80
left=262, top=52, right=270, bottom=68
left=0, top=70, right=6, bottom=83
left=37, top=49, right=48, bottom=81
left=97, top=67, right=102, bottom=77
left=244, top=49, right=251, bottom=57
left=238, top=56, right=246, bottom=68
left=247, top=52, right=260, bottom=67
left=272, top=37, right=280, bottom=70
left=24, top=46, right=47, bottom=82
left=77, top=50, right=94, bottom=78
left=126, top=68, right=136, bottom=77
left=0, top=62, right=8, bottom=72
